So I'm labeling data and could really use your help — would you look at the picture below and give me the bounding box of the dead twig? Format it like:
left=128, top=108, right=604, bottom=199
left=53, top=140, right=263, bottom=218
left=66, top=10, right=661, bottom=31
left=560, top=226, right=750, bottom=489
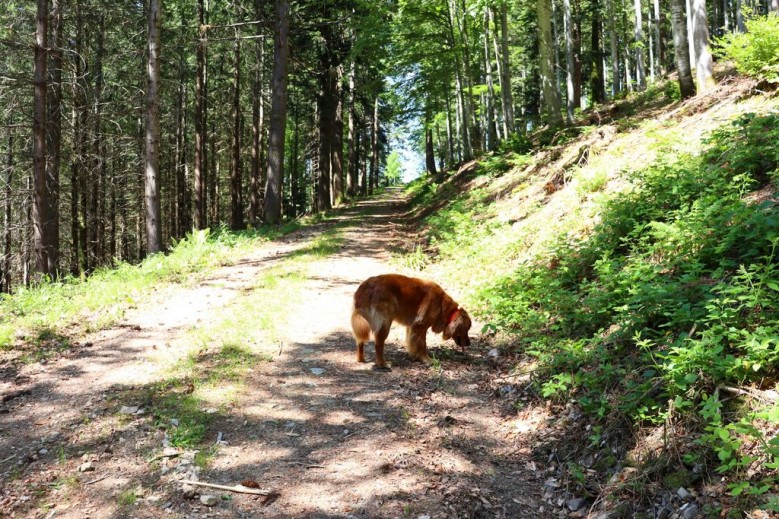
left=85, top=474, right=109, bottom=485
left=178, top=479, right=272, bottom=495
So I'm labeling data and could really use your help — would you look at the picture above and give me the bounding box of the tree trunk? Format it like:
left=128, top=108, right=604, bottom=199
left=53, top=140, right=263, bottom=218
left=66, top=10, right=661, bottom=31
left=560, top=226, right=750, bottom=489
left=264, top=0, right=290, bottom=225
left=572, top=0, right=582, bottom=108
left=634, top=0, right=647, bottom=90
left=483, top=11, right=497, bottom=149
left=538, top=0, right=564, bottom=127
left=607, top=0, right=621, bottom=95
left=145, top=0, right=163, bottom=253
left=653, top=0, right=663, bottom=74
left=564, top=0, right=576, bottom=123
left=447, top=0, right=472, bottom=160
left=346, top=60, right=357, bottom=197
left=591, top=0, right=606, bottom=103
left=497, top=3, right=515, bottom=134
left=33, top=0, right=51, bottom=278
left=425, top=126, right=438, bottom=175
left=317, top=66, right=335, bottom=212
left=686, top=0, right=697, bottom=68
left=370, top=96, right=379, bottom=194
left=45, top=0, right=63, bottom=277
left=692, top=0, right=715, bottom=93
left=194, top=0, right=207, bottom=229
left=230, top=27, right=244, bottom=230
left=670, top=0, right=697, bottom=97
left=445, top=88, right=454, bottom=165
left=250, top=44, right=264, bottom=225
left=3, top=136, right=12, bottom=292
left=332, top=66, right=345, bottom=206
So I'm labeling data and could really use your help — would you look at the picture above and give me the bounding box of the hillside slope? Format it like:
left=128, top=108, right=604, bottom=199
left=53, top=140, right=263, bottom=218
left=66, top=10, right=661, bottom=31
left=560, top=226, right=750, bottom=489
left=405, top=74, right=779, bottom=516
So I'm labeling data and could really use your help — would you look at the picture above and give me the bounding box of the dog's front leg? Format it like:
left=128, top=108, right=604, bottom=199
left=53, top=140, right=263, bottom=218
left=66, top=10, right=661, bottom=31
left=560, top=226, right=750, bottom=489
left=372, top=324, right=392, bottom=372
left=407, top=325, right=432, bottom=364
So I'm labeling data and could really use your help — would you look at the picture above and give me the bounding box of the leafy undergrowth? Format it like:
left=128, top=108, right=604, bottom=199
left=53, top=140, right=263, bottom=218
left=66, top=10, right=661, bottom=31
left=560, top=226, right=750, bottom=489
left=408, top=81, right=779, bottom=513
left=0, top=222, right=300, bottom=353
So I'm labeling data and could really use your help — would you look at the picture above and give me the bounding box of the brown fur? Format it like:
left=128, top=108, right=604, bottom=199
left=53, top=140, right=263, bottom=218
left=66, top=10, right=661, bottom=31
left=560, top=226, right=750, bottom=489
left=351, top=274, right=472, bottom=370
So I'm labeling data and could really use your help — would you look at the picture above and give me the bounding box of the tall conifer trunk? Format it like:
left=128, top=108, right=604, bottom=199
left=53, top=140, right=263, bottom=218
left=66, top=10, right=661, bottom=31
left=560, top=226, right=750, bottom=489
left=264, top=0, right=290, bottom=224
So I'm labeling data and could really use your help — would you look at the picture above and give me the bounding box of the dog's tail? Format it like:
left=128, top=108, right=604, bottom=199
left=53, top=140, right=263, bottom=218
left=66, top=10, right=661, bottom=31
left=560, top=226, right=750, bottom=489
left=351, top=307, right=372, bottom=343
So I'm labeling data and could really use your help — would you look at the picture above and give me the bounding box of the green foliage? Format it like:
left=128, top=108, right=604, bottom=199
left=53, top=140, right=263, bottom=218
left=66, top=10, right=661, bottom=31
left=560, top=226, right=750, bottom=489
left=717, top=15, right=779, bottom=83
left=385, top=151, right=404, bottom=185
left=468, top=113, right=779, bottom=481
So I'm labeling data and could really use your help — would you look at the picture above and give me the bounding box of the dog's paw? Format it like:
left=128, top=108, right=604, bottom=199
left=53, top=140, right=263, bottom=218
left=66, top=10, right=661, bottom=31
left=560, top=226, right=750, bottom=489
left=371, top=364, right=392, bottom=372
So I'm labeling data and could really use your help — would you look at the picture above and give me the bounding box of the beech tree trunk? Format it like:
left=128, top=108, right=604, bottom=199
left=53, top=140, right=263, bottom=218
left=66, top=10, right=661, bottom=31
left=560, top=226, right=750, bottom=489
left=483, top=11, right=497, bottom=149
left=607, top=0, right=621, bottom=95
left=538, top=0, right=563, bottom=127
left=264, top=0, right=290, bottom=225
left=145, top=0, right=163, bottom=253
left=564, top=0, right=576, bottom=123
left=692, top=0, right=715, bottom=93
left=498, top=3, right=515, bottom=134
left=670, top=0, right=697, bottom=97
left=634, top=0, right=647, bottom=90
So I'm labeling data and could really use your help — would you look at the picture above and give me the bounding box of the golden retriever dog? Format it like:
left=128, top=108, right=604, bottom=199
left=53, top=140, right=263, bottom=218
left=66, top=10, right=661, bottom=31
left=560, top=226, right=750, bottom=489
left=351, top=274, right=472, bottom=371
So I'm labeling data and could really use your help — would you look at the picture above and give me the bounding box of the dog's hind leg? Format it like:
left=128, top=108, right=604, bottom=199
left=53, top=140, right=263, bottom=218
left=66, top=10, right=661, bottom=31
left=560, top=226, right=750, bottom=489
left=372, top=324, right=392, bottom=372
left=351, top=310, right=372, bottom=363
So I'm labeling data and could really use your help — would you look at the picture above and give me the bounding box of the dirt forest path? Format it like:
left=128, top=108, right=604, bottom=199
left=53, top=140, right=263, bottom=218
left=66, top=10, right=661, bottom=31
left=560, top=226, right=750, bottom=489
left=1, top=188, right=547, bottom=519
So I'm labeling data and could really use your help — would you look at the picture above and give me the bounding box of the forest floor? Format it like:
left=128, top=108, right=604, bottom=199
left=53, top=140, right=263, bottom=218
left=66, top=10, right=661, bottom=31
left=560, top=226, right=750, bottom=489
left=0, top=188, right=553, bottom=519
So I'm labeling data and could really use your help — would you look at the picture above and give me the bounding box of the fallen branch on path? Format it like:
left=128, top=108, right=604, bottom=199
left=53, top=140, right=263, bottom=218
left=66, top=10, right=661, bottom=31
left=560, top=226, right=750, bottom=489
left=178, top=479, right=273, bottom=495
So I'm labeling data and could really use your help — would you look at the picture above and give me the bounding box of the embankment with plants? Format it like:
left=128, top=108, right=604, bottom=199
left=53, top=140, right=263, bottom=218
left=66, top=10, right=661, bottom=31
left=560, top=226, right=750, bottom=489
left=406, top=75, right=779, bottom=512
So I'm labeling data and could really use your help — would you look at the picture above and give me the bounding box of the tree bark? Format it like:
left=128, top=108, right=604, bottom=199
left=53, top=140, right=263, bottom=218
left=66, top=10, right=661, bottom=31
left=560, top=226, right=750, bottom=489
left=264, top=0, right=290, bottom=225
left=497, top=3, right=515, bottom=134
left=538, top=0, right=563, bottom=128
left=670, top=0, right=697, bottom=98
left=484, top=11, right=498, bottom=149
left=317, top=66, right=335, bottom=212
left=33, top=0, right=51, bottom=278
left=3, top=136, right=12, bottom=292
left=194, top=0, right=207, bottom=230
left=346, top=61, right=357, bottom=197
left=686, top=0, right=697, bottom=68
left=145, top=0, right=163, bottom=253
left=425, top=126, right=438, bottom=175
left=250, top=40, right=265, bottom=225
left=370, top=96, right=379, bottom=194
left=692, top=0, right=715, bottom=93
left=634, top=0, right=647, bottom=90
left=607, top=0, right=621, bottom=95
left=332, top=66, right=345, bottom=206
left=564, top=0, right=576, bottom=123
left=45, top=0, right=63, bottom=277
left=591, top=0, right=606, bottom=103
left=230, top=25, right=244, bottom=230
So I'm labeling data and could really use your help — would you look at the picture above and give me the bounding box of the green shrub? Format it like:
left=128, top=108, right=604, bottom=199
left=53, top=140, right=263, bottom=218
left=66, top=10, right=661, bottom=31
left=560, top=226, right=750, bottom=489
left=717, top=15, right=779, bottom=82
left=473, top=114, right=779, bottom=480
